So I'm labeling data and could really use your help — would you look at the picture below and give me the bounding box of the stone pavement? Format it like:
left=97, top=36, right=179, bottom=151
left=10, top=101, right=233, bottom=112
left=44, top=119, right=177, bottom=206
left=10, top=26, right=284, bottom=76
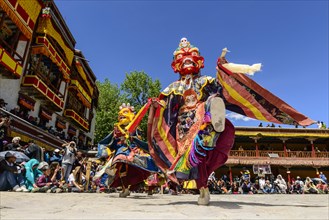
left=0, top=192, right=328, bottom=219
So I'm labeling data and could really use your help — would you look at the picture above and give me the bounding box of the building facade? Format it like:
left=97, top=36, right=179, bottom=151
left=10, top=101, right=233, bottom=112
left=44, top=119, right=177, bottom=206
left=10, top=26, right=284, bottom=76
left=0, top=0, right=98, bottom=151
left=219, top=126, right=329, bottom=181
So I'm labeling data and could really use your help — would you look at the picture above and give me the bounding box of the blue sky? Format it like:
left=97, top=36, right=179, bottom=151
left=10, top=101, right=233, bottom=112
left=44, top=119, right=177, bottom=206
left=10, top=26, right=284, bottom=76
left=55, top=0, right=328, bottom=128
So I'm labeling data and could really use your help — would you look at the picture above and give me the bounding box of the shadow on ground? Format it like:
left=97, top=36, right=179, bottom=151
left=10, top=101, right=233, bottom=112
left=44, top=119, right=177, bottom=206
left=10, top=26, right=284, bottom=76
left=164, top=200, right=327, bottom=209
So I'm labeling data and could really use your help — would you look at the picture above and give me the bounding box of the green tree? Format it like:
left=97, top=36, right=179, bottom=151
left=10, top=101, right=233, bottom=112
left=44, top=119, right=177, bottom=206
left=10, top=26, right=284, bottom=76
left=121, top=71, right=161, bottom=138
left=94, top=79, right=125, bottom=143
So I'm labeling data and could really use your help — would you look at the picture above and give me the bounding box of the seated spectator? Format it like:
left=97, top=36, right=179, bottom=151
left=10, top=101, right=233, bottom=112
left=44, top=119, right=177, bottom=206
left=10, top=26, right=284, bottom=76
left=293, top=176, right=304, bottom=194
left=0, top=152, right=28, bottom=192
left=28, top=116, right=38, bottom=126
left=10, top=106, right=22, bottom=117
left=35, top=162, right=52, bottom=192
left=218, top=179, right=228, bottom=194
left=50, top=149, right=63, bottom=165
left=68, top=166, right=85, bottom=192
left=73, top=151, right=86, bottom=172
left=36, top=162, right=62, bottom=193
left=6, top=137, right=22, bottom=151
left=49, top=162, right=63, bottom=186
left=316, top=181, right=328, bottom=194
left=252, top=180, right=261, bottom=194
left=241, top=179, right=252, bottom=194
left=274, top=174, right=287, bottom=194
left=24, top=159, right=43, bottom=192
left=230, top=181, right=239, bottom=194
left=263, top=180, right=274, bottom=194
left=24, top=140, right=42, bottom=162
left=0, top=113, right=10, bottom=152
left=44, top=151, right=50, bottom=164
left=303, top=177, right=318, bottom=194
left=319, top=172, right=327, bottom=183
left=0, top=99, right=8, bottom=110
left=259, top=176, right=266, bottom=191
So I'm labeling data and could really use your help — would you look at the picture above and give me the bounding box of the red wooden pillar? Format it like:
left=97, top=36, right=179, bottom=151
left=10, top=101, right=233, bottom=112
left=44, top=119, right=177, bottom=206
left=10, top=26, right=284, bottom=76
left=286, top=169, right=291, bottom=183
left=310, top=139, right=315, bottom=158
left=255, top=139, right=259, bottom=157
left=283, top=141, right=287, bottom=157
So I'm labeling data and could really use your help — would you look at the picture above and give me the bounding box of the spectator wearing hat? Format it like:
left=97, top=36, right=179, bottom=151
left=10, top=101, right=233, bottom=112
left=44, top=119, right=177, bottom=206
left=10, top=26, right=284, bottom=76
left=24, top=158, right=43, bottom=192
left=50, top=149, right=63, bottom=165
left=0, top=152, right=28, bottom=192
left=35, top=162, right=62, bottom=193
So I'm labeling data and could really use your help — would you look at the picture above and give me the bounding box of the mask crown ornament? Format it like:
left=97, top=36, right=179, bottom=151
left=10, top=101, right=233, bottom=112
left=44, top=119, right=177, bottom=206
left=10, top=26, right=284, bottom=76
left=171, top=38, right=205, bottom=76
left=118, top=103, right=135, bottom=126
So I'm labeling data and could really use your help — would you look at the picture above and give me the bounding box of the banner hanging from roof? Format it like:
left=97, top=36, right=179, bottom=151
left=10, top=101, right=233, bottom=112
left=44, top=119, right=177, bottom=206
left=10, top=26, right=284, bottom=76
left=75, top=60, right=94, bottom=95
left=37, top=18, right=74, bottom=65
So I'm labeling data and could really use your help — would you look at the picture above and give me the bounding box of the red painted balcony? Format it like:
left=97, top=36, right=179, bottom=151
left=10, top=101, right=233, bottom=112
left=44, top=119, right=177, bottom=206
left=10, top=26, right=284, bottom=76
left=21, top=75, right=64, bottom=111
left=64, top=109, right=89, bottom=131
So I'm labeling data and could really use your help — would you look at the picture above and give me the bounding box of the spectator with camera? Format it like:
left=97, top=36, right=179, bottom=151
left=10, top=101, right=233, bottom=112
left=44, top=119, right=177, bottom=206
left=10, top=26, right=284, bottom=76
left=61, top=141, right=77, bottom=183
left=263, top=180, right=274, bottom=194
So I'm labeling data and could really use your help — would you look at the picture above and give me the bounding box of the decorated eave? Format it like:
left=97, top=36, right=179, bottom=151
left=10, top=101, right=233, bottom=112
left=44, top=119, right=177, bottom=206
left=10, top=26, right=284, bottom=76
left=235, top=126, right=329, bottom=139
left=74, top=50, right=96, bottom=96
left=64, top=109, right=89, bottom=131
left=0, top=0, right=42, bottom=40
left=36, top=2, right=76, bottom=67
left=49, top=1, right=76, bottom=48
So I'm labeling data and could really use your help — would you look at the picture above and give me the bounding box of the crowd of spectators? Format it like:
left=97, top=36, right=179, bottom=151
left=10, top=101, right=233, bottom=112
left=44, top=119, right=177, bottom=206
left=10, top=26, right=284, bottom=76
left=206, top=168, right=328, bottom=195
left=0, top=139, right=107, bottom=193
left=1, top=98, right=328, bottom=195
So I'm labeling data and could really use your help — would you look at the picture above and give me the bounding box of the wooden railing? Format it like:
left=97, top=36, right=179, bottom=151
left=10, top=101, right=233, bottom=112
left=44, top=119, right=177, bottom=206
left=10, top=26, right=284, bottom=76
left=229, top=150, right=329, bottom=158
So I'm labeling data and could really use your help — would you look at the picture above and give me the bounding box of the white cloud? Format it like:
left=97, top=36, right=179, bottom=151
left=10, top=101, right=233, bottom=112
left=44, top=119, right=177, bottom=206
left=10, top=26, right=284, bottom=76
left=226, top=112, right=255, bottom=122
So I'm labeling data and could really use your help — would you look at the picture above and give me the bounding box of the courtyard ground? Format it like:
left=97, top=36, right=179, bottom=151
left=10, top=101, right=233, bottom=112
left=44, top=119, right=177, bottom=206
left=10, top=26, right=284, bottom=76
left=0, top=192, right=328, bottom=219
